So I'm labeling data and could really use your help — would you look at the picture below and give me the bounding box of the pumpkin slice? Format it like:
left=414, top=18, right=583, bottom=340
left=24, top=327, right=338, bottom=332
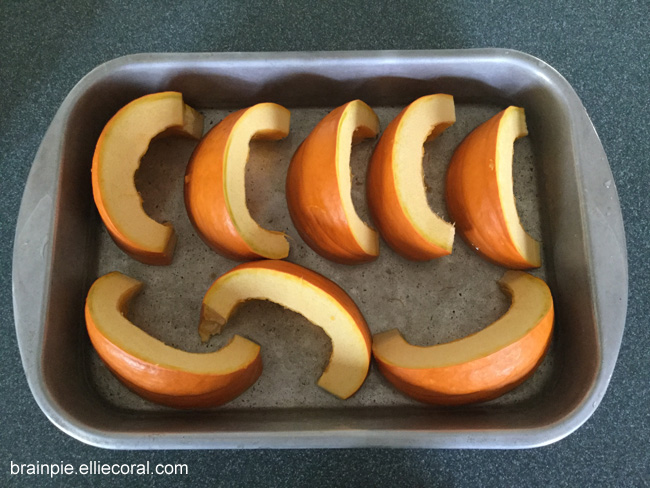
left=446, top=106, right=541, bottom=268
left=184, top=103, right=290, bottom=261
left=199, top=260, right=372, bottom=399
left=372, top=271, right=553, bottom=405
left=85, top=271, right=261, bottom=409
left=92, top=91, right=204, bottom=265
left=286, top=100, right=380, bottom=264
left=367, top=94, right=456, bottom=261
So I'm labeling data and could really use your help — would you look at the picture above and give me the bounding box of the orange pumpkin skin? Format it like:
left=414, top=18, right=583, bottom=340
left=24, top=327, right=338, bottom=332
left=366, top=108, right=451, bottom=261
left=86, top=313, right=262, bottom=409
left=225, top=260, right=373, bottom=357
left=184, top=109, right=260, bottom=261
left=373, top=303, right=553, bottom=405
left=286, top=102, right=378, bottom=264
left=445, top=109, right=538, bottom=269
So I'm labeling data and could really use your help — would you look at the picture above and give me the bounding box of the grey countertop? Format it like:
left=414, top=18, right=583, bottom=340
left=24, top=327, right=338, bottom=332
left=1, top=1, right=648, bottom=486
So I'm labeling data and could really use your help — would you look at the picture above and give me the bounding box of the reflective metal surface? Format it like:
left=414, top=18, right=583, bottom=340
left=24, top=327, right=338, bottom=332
left=13, top=50, right=627, bottom=449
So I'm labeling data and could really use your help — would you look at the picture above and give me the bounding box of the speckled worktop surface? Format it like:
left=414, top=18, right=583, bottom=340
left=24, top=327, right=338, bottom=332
left=1, top=1, right=648, bottom=486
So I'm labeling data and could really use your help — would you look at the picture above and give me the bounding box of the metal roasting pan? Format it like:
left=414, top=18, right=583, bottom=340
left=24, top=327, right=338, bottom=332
left=12, top=49, right=627, bottom=449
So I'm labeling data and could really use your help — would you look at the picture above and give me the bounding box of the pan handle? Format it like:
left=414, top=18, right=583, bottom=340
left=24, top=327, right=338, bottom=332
left=573, top=99, right=628, bottom=405
left=12, top=117, right=62, bottom=403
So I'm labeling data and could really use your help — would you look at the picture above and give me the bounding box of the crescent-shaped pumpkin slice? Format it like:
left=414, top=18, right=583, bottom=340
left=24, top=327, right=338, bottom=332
left=184, top=103, right=291, bottom=261
left=446, top=106, right=541, bottom=268
left=85, top=271, right=262, bottom=409
left=372, top=271, right=553, bottom=405
left=286, top=100, right=380, bottom=264
left=92, top=91, right=204, bottom=265
left=199, top=260, right=372, bottom=399
left=367, top=94, right=456, bottom=261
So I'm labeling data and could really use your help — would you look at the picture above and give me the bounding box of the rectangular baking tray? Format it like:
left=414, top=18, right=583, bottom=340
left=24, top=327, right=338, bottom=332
left=13, top=49, right=627, bottom=449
